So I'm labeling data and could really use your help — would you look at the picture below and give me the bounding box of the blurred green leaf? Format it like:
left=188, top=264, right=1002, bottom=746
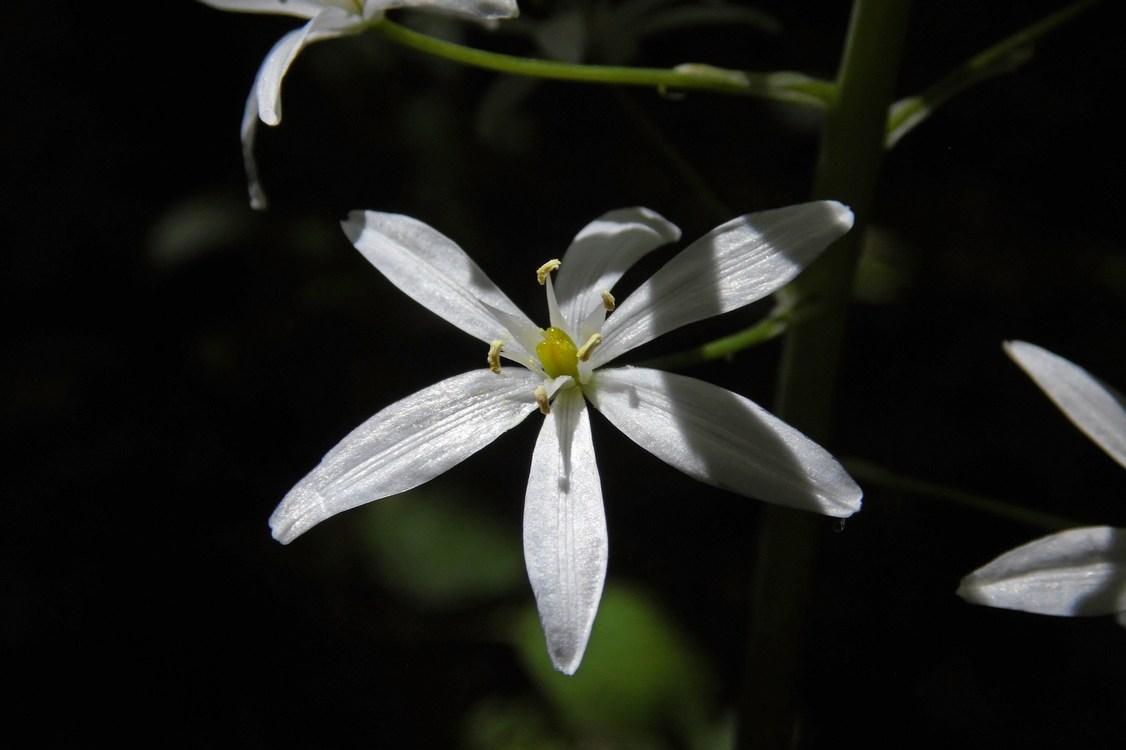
left=461, top=698, right=570, bottom=750
left=358, top=490, right=525, bottom=607
left=513, top=583, right=719, bottom=746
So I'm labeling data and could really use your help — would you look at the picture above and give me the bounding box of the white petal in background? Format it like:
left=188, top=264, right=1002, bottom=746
left=408, top=0, right=521, bottom=20
left=239, top=78, right=269, bottom=210
left=232, top=5, right=365, bottom=207
left=523, top=386, right=608, bottom=674
left=343, top=211, right=534, bottom=346
left=198, top=0, right=328, bottom=19
left=586, top=367, right=862, bottom=517
left=592, top=201, right=854, bottom=366
left=1004, top=340, right=1126, bottom=469
left=253, top=7, right=364, bottom=126
left=958, top=526, right=1126, bottom=621
left=271, top=368, right=541, bottom=543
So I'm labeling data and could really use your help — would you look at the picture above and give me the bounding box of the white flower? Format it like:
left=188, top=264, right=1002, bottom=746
left=198, top=0, right=520, bottom=208
left=272, top=202, right=863, bottom=673
left=958, top=341, right=1126, bottom=627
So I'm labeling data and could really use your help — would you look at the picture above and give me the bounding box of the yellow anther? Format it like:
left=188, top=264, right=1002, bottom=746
left=536, top=259, right=561, bottom=285
left=487, top=340, right=504, bottom=374
left=601, top=290, right=616, bottom=311
left=534, top=385, right=551, bottom=415
left=576, top=333, right=602, bottom=362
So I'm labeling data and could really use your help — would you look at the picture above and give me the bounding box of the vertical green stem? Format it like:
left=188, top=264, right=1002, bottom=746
left=738, top=3, right=912, bottom=748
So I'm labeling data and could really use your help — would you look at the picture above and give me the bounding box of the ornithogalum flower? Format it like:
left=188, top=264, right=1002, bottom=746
left=272, top=202, right=863, bottom=673
left=198, top=0, right=519, bottom=207
left=958, top=341, right=1126, bottom=627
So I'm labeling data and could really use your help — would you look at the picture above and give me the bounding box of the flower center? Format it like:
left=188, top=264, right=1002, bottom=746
left=486, top=258, right=606, bottom=391
left=537, top=327, right=579, bottom=379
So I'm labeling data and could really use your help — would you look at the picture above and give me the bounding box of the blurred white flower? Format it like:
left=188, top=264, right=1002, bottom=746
left=198, top=0, right=520, bottom=207
left=958, top=341, right=1126, bottom=627
left=272, top=201, right=862, bottom=673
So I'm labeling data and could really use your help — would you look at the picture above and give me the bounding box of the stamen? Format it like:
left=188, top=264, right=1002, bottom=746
left=536, top=259, right=561, bottom=285
left=576, top=333, right=602, bottom=362
left=601, top=290, right=616, bottom=311
left=487, top=340, right=504, bottom=374
left=534, top=385, right=551, bottom=415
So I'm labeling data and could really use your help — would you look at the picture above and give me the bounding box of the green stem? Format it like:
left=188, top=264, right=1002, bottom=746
left=886, top=0, right=1101, bottom=147
left=372, top=19, right=835, bottom=106
left=738, top=3, right=913, bottom=748
left=637, top=306, right=792, bottom=371
left=842, top=458, right=1079, bottom=531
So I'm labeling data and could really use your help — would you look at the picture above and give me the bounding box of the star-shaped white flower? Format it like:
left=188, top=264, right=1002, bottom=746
left=958, top=341, right=1126, bottom=627
left=272, top=202, right=863, bottom=673
left=198, top=0, right=520, bottom=208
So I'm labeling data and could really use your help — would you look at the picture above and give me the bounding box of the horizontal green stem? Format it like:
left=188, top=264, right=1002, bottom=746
left=842, top=457, right=1079, bottom=531
left=372, top=19, right=835, bottom=107
left=637, top=307, right=792, bottom=370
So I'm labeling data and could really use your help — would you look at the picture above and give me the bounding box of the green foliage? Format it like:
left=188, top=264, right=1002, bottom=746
left=359, top=490, right=526, bottom=606
left=510, top=583, right=724, bottom=748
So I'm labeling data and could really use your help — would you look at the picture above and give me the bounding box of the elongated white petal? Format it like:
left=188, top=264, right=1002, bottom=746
left=586, top=367, right=862, bottom=517
left=523, top=386, right=607, bottom=674
left=343, top=211, right=537, bottom=349
left=200, top=1, right=519, bottom=23
left=553, top=208, right=681, bottom=336
left=1004, top=341, right=1126, bottom=469
left=958, top=526, right=1126, bottom=619
left=403, top=0, right=520, bottom=19
left=592, top=201, right=853, bottom=367
left=198, top=0, right=330, bottom=19
left=254, top=8, right=366, bottom=126
left=271, top=368, right=541, bottom=543
left=240, top=77, right=269, bottom=209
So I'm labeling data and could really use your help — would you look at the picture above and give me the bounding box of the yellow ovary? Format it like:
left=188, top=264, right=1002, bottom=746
left=537, top=327, right=579, bottom=379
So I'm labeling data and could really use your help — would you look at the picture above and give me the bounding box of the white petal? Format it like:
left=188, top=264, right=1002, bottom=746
left=271, top=368, right=541, bottom=543
left=199, top=1, right=518, bottom=22
left=239, top=78, right=269, bottom=210
left=342, top=211, right=538, bottom=354
left=553, top=208, right=681, bottom=336
left=585, top=367, right=862, bottom=517
left=592, top=201, right=854, bottom=367
left=254, top=8, right=366, bottom=126
left=395, top=0, right=520, bottom=20
left=1004, top=341, right=1126, bottom=470
left=199, top=0, right=331, bottom=19
left=958, top=526, right=1126, bottom=618
left=523, top=386, right=607, bottom=675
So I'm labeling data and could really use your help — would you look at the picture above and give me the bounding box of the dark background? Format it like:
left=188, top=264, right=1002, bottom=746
left=5, top=1, right=1124, bottom=747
